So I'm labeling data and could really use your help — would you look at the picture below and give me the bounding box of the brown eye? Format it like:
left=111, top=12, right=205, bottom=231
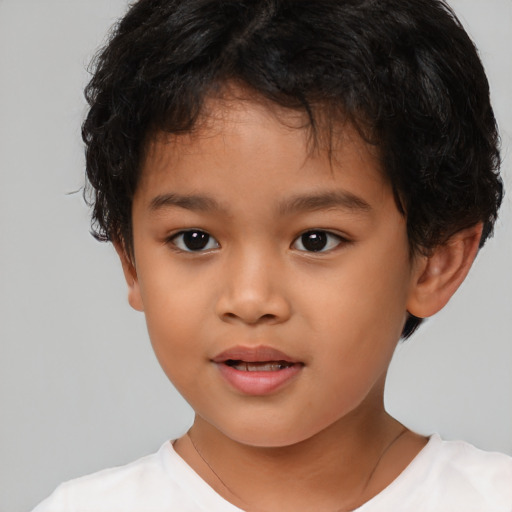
left=292, top=230, right=343, bottom=252
left=171, top=230, right=219, bottom=252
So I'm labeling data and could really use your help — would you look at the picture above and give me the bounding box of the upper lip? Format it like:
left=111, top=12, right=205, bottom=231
left=212, top=345, right=301, bottom=364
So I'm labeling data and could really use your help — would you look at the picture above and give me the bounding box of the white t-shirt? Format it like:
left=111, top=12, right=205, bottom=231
left=33, top=434, right=512, bottom=512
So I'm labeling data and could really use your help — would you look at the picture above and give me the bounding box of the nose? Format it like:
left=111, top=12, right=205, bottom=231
left=215, top=248, right=292, bottom=326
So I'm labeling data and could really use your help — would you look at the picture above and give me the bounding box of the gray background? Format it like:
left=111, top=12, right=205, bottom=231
left=0, top=1, right=510, bottom=511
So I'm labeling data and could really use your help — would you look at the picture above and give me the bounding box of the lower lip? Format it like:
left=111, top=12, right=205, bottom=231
left=215, top=363, right=302, bottom=395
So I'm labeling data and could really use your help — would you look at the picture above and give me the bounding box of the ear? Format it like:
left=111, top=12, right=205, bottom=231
left=407, top=224, right=483, bottom=319
left=113, top=241, right=144, bottom=312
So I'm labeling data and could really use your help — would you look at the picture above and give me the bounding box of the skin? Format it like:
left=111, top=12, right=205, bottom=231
left=117, top=94, right=482, bottom=511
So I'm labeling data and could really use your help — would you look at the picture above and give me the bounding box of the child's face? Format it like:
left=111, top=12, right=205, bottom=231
left=125, top=97, right=422, bottom=447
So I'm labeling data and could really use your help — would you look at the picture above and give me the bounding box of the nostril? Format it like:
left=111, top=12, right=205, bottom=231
left=259, top=313, right=278, bottom=322
left=221, top=311, right=279, bottom=325
left=215, top=286, right=292, bottom=325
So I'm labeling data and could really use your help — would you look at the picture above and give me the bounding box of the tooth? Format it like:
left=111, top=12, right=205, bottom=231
left=229, top=361, right=292, bottom=371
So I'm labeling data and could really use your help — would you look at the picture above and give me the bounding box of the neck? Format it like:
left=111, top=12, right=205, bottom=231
left=174, top=401, right=426, bottom=512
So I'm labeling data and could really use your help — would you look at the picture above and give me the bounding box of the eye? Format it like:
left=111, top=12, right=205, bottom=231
left=292, top=230, right=344, bottom=253
left=170, top=230, right=219, bottom=252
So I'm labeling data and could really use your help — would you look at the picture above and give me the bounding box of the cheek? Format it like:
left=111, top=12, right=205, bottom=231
left=303, top=257, right=410, bottom=338
left=138, top=251, right=210, bottom=317
left=299, top=240, right=412, bottom=377
left=137, top=265, right=209, bottom=367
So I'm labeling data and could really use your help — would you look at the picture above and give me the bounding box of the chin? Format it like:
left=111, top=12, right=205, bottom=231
left=212, top=414, right=332, bottom=449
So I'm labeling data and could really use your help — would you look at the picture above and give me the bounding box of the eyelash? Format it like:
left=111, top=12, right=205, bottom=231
left=291, top=230, right=347, bottom=253
left=168, top=230, right=220, bottom=252
left=167, top=229, right=348, bottom=254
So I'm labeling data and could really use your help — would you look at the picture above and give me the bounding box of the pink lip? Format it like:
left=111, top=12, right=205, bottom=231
left=212, top=345, right=299, bottom=364
left=212, top=345, right=303, bottom=396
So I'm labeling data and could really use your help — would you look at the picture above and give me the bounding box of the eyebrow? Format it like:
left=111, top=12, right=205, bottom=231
left=149, top=193, right=224, bottom=213
left=148, top=190, right=372, bottom=216
left=278, top=191, right=372, bottom=215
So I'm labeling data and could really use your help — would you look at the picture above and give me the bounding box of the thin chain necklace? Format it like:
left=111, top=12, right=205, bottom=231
left=187, top=430, right=246, bottom=504
left=186, top=427, right=407, bottom=512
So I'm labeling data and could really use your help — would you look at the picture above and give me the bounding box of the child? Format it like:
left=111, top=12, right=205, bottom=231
left=34, top=0, right=512, bottom=510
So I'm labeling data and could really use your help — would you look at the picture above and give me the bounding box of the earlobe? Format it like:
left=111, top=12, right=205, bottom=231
left=407, top=224, right=483, bottom=319
left=113, top=241, right=144, bottom=312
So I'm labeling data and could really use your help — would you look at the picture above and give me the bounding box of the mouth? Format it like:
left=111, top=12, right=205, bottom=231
left=224, top=360, right=296, bottom=372
left=212, top=345, right=301, bottom=365
left=212, top=345, right=303, bottom=395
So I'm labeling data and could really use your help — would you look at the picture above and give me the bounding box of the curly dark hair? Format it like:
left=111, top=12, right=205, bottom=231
left=82, top=0, right=503, bottom=338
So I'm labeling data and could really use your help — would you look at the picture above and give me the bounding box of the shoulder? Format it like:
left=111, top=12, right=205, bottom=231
left=432, top=435, right=512, bottom=490
left=32, top=441, right=244, bottom=512
left=408, top=434, right=512, bottom=511
left=31, top=442, right=185, bottom=512
left=362, top=434, right=512, bottom=512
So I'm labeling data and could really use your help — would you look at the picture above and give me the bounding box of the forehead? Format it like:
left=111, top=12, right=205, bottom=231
left=144, top=92, right=381, bottom=166
left=137, top=95, right=391, bottom=216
